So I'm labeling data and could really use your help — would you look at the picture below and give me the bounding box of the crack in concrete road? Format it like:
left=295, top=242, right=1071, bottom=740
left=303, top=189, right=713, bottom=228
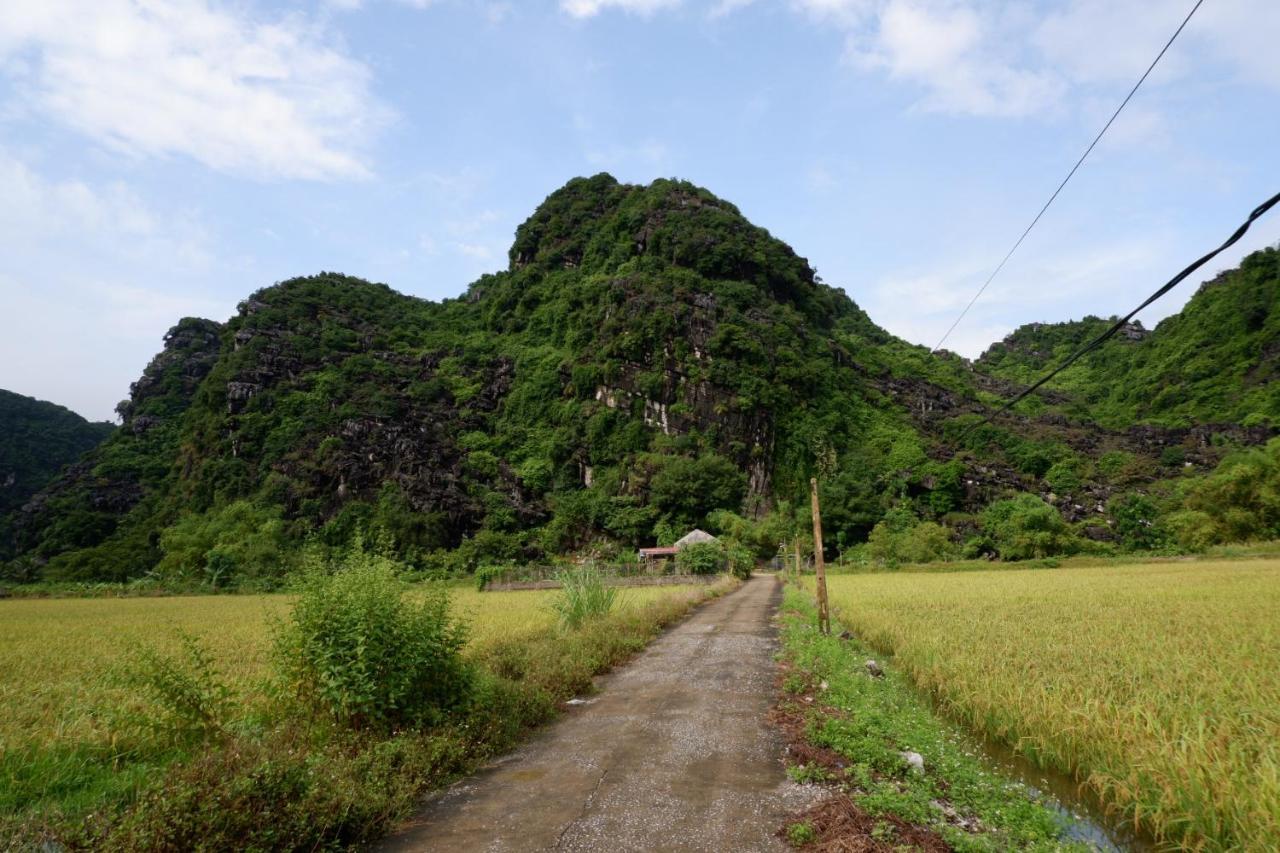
left=380, top=575, right=819, bottom=852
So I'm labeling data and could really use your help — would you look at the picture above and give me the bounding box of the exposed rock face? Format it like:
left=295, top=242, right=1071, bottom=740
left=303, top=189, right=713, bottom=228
left=116, top=317, right=223, bottom=428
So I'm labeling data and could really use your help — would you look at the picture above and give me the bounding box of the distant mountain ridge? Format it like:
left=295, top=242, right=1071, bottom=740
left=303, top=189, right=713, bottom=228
left=0, top=390, right=114, bottom=546
left=974, top=247, right=1280, bottom=428
left=4, top=175, right=1276, bottom=584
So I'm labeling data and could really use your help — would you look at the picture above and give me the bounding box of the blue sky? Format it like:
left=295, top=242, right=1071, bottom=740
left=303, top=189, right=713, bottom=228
left=1, top=0, right=1277, bottom=421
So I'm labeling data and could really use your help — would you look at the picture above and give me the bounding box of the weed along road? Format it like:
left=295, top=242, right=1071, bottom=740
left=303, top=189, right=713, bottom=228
left=382, top=575, right=814, bottom=852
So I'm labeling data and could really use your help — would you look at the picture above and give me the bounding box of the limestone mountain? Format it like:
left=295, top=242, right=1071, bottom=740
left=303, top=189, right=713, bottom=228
left=5, top=175, right=1275, bottom=585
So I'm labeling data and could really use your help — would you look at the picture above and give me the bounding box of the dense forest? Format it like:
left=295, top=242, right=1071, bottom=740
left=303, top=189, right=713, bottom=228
left=3, top=175, right=1277, bottom=586
left=0, top=390, right=113, bottom=552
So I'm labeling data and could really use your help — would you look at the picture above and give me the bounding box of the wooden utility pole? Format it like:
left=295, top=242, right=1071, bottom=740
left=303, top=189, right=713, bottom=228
left=809, top=477, right=830, bottom=635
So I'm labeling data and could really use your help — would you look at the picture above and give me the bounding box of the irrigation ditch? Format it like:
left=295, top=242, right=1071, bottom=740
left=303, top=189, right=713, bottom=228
left=784, top=582, right=1157, bottom=851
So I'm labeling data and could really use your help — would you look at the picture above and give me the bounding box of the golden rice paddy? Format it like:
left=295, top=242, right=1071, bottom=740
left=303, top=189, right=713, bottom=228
left=814, top=559, right=1280, bottom=850
left=0, top=583, right=699, bottom=753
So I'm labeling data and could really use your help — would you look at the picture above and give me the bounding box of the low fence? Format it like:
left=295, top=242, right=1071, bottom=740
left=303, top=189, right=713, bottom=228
left=481, top=569, right=716, bottom=592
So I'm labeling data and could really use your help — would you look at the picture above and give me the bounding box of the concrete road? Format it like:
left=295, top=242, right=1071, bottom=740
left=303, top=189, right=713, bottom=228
left=380, top=575, right=815, bottom=852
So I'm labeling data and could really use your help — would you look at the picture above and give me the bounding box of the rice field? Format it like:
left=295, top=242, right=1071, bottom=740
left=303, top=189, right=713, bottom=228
left=813, top=559, right=1280, bottom=850
left=0, top=583, right=699, bottom=754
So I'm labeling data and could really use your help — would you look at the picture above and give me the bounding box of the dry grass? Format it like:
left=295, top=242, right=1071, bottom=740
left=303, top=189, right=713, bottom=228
left=814, top=559, right=1280, bottom=850
left=0, top=583, right=700, bottom=754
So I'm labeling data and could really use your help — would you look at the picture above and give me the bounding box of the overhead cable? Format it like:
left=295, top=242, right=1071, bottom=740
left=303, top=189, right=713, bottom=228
left=931, top=0, right=1207, bottom=353
left=965, top=188, right=1280, bottom=436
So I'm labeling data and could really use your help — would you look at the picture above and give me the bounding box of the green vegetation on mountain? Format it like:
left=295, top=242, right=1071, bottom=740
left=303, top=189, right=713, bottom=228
left=0, top=391, right=112, bottom=515
left=976, top=246, right=1280, bottom=428
left=0, top=390, right=113, bottom=554
left=3, top=176, right=1277, bottom=586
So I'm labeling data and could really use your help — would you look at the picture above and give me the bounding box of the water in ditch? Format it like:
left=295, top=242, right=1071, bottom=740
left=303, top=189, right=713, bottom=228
left=962, top=722, right=1155, bottom=851
left=867, top=646, right=1157, bottom=851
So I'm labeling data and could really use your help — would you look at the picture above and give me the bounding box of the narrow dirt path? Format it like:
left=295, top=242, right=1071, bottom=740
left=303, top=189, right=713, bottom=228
left=381, top=575, right=816, bottom=852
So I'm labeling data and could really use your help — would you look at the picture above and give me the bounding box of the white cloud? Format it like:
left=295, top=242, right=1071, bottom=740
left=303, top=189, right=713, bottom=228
left=561, top=0, right=683, bottom=18
left=838, top=0, right=1062, bottom=117
left=714, top=1, right=1280, bottom=120
left=585, top=139, right=670, bottom=171
left=1033, top=0, right=1190, bottom=86
left=0, top=149, right=233, bottom=420
left=789, top=0, right=877, bottom=27
left=453, top=241, right=499, bottom=260
left=1034, top=0, right=1280, bottom=90
left=710, top=0, right=757, bottom=18
left=1195, top=0, right=1280, bottom=89
left=0, top=149, right=210, bottom=268
left=0, top=0, right=389, bottom=180
left=864, top=235, right=1181, bottom=357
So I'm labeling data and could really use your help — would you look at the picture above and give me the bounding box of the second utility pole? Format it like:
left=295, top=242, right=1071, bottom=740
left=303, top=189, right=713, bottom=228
left=809, top=477, right=830, bottom=635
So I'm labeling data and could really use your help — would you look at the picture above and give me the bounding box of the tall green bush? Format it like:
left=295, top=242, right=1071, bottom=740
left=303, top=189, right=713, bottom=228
left=866, top=506, right=955, bottom=566
left=721, top=538, right=756, bottom=579
left=675, top=541, right=724, bottom=575
left=156, top=501, right=288, bottom=588
left=1170, top=438, right=1280, bottom=548
left=1108, top=493, right=1168, bottom=551
left=272, top=548, right=471, bottom=730
left=980, top=494, right=1081, bottom=560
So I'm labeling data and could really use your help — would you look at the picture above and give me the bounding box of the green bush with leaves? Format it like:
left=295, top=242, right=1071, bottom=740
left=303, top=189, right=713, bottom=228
left=273, top=547, right=471, bottom=730
left=980, top=494, right=1082, bottom=560
left=156, top=500, right=289, bottom=588
left=1043, top=459, right=1084, bottom=494
left=1108, top=493, right=1168, bottom=551
left=1165, top=438, right=1280, bottom=549
left=646, top=453, right=747, bottom=529
left=866, top=506, right=955, bottom=566
left=675, top=541, right=725, bottom=575
left=120, top=631, right=232, bottom=745
left=721, top=538, right=756, bottom=579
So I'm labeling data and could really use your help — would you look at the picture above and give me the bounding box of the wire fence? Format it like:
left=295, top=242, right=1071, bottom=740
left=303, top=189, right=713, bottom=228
left=481, top=563, right=732, bottom=591
left=478, top=559, right=715, bottom=591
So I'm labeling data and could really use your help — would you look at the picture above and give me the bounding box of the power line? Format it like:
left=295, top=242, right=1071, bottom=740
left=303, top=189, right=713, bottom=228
left=931, top=0, right=1207, bottom=354
left=964, top=188, right=1280, bottom=437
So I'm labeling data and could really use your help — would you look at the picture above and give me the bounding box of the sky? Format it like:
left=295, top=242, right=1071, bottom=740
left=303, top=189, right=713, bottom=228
left=1, top=0, right=1278, bottom=422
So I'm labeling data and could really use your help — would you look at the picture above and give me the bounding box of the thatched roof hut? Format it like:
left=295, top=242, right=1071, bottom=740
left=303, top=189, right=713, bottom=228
left=674, top=529, right=717, bottom=549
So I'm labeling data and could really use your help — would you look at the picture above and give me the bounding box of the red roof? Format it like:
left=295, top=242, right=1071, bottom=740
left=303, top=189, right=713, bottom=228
left=638, top=547, right=679, bottom=557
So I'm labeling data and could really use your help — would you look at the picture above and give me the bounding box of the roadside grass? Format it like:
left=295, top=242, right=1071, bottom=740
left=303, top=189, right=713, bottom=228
left=808, top=559, right=1280, bottom=850
left=0, top=579, right=731, bottom=848
left=777, top=587, right=1084, bottom=852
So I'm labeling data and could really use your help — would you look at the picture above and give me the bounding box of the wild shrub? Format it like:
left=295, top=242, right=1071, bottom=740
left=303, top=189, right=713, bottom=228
left=1108, top=493, right=1168, bottom=551
left=722, top=538, right=755, bottom=579
left=675, top=541, right=725, bottom=575
left=551, top=564, right=617, bottom=629
left=473, top=564, right=507, bottom=591
left=1096, top=449, right=1154, bottom=485
left=119, top=631, right=232, bottom=745
left=1043, top=459, right=1084, bottom=494
left=866, top=506, right=955, bottom=566
left=1168, top=438, right=1280, bottom=549
left=156, top=500, right=288, bottom=588
left=980, top=494, right=1081, bottom=560
left=273, top=547, right=471, bottom=730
